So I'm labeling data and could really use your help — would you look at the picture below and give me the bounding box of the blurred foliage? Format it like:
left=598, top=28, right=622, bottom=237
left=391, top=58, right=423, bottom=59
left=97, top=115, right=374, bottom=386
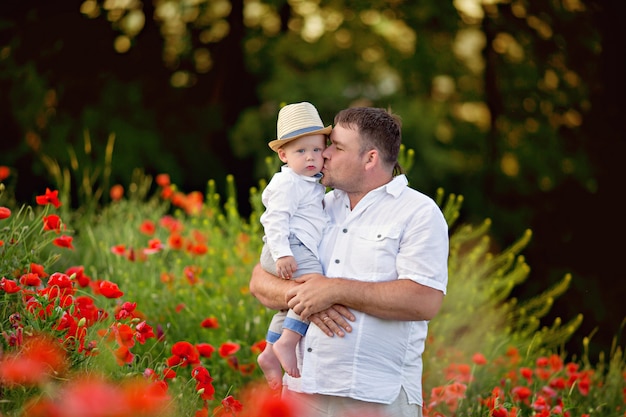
left=1, top=0, right=624, bottom=358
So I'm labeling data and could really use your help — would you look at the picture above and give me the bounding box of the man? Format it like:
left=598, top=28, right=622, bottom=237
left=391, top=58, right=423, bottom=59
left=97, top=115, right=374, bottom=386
left=249, top=106, right=449, bottom=417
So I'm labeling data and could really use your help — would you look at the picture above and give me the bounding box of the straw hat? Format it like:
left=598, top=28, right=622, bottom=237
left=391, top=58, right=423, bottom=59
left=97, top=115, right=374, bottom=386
left=268, top=102, right=332, bottom=152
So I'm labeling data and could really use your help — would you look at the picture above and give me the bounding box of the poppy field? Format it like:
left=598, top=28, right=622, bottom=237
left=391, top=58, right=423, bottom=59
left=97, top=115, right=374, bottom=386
left=0, top=164, right=624, bottom=417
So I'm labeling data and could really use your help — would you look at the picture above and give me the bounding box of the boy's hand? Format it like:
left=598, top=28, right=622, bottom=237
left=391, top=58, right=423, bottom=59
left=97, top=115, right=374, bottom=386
left=276, top=256, right=297, bottom=279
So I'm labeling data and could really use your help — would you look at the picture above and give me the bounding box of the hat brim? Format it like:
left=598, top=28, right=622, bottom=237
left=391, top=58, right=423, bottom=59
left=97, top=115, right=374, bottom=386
left=268, top=125, right=332, bottom=152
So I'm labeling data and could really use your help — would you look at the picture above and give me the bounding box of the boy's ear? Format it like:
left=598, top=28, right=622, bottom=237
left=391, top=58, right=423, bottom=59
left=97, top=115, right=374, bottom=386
left=277, top=148, right=289, bottom=163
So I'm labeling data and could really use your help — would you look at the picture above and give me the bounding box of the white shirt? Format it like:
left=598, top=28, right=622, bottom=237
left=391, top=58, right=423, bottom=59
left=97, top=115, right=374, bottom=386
left=284, top=175, right=449, bottom=406
left=260, top=166, right=328, bottom=261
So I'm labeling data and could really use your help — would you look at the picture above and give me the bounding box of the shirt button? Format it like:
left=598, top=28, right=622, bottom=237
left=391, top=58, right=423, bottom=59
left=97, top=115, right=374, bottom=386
left=334, top=259, right=340, bottom=264
left=342, top=228, right=348, bottom=233
left=377, top=234, right=382, bottom=238
left=307, top=348, right=313, bottom=352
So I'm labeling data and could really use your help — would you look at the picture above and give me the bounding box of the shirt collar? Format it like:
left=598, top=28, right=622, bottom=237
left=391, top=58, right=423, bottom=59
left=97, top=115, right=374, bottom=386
left=329, top=174, right=408, bottom=201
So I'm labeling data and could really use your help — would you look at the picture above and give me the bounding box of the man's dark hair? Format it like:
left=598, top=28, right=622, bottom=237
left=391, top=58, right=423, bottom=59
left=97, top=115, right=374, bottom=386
left=334, top=107, right=403, bottom=173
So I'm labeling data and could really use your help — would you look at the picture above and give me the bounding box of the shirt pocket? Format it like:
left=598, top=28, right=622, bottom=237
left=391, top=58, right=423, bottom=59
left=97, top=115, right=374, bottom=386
left=350, top=224, right=402, bottom=279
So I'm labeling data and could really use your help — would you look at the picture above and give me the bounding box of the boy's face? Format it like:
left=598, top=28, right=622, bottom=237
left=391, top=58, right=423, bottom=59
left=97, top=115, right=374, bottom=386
left=277, top=134, right=326, bottom=177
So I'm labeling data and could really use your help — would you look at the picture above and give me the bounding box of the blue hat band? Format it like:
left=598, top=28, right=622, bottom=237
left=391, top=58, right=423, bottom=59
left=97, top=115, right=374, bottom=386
left=280, top=125, right=325, bottom=140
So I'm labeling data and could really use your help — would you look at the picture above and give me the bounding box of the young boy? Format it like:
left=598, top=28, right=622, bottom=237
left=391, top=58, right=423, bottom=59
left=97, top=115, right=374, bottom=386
left=256, top=102, right=330, bottom=389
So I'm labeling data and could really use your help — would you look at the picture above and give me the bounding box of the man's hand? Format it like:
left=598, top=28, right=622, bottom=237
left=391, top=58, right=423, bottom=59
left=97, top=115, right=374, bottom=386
left=286, top=274, right=339, bottom=319
left=309, top=306, right=355, bottom=337
left=287, top=271, right=444, bottom=322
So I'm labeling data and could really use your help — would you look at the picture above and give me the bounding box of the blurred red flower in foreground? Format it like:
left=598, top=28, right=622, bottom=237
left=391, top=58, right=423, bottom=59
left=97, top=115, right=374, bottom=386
left=0, top=334, right=68, bottom=387
left=230, top=382, right=303, bottom=417
left=23, top=375, right=172, bottom=417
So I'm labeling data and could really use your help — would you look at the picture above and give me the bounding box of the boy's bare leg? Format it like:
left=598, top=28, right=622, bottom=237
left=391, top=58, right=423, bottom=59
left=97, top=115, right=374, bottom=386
left=257, top=343, right=283, bottom=390
left=273, top=329, right=301, bottom=378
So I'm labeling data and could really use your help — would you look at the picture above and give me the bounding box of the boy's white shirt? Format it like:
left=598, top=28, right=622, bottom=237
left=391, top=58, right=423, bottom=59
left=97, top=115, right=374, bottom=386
left=260, top=165, right=328, bottom=261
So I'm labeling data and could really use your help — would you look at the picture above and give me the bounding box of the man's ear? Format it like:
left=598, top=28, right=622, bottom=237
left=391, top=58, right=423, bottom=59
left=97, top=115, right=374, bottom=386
left=364, top=149, right=379, bottom=170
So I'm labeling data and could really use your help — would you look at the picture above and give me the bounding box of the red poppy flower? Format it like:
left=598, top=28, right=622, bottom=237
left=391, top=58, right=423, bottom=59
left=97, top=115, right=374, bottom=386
left=161, top=186, right=174, bottom=200
left=111, top=244, right=127, bottom=256
left=139, top=220, right=156, bottom=235
left=196, top=407, right=209, bottom=417
left=48, top=272, right=73, bottom=289
left=201, top=317, right=219, bottom=329
left=191, top=366, right=215, bottom=400
left=42, top=214, right=62, bottom=233
left=238, top=363, right=256, bottom=376
left=156, top=173, right=170, bottom=187
left=577, top=374, right=591, bottom=396
left=237, top=383, right=302, bottom=417
left=115, top=345, right=135, bottom=365
left=135, top=321, right=155, bottom=344
left=74, top=295, right=103, bottom=324
left=0, top=166, right=10, bottom=181
left=35, top=188, right=62, bottom=208
left=512, top=385, right=532, bottom=402
left=218, top=342, right=240, bottom=358
left=472, top=352, right=487, bottom=365
left=220, top=395, right=243, bottom=414
left=0, top=206, right=11, bottom=219
left=191, top=366, right=212, bottom=384
left=110, top=184, right=124, bottom=201
left=98, top=280, right=124, bottom=298
left=196, top=343, right=215, bottom=358
left=0, top=334, right=68, bottom=386
left=491, top=407, right=509, bottom=417
left=159, top=215, right=183, bottom=233
left=169, top=341, right=200, bottom=367
left=168, top=233, right=184, bottom=250
left=183, top=265, right=201, bottom=285
left=53, top=235, right=74, bottom=249
left=162, top=367, right=177, bottom=379
left=190, top=243, right=208, bottom=255
left=126, top=379, right=172, bottom=415
left=251, top=340, right=267, bottom=355
left=19, top=273, right=42, bottom=287
left=30, top=263, right=49, bottom=278
left=115, top=301, right=138, bottom=320
left=66, top=265, right=90, bottom=287
left=0, top=277, right=21, bottom=293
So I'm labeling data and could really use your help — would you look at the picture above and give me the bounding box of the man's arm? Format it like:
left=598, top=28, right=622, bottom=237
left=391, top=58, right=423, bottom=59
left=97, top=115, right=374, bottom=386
left=287, top=274, right=444, bottom=322
left=249, top=263, right=296, bottom=310
left=249, top=263, right=355, bottom=336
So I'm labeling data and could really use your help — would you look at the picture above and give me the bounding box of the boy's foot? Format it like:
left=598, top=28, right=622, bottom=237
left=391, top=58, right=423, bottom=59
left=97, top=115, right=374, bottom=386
left=273, top=334, right=301, bottom=378
left=257, top=345, right=283, bottom=390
